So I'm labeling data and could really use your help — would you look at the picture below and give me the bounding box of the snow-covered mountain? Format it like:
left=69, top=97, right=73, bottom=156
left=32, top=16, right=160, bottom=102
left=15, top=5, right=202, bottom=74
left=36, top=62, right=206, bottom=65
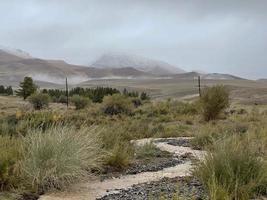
left=91, top=53, right=186, bottom=75
left=0, top=45, right=32, bottom=59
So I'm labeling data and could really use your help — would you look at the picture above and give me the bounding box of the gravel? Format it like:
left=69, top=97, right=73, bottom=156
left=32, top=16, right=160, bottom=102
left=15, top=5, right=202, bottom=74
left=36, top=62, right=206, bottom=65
left=125, top=156, right=186, bottom=175
left=155, top=138, right=191, bottom=147
left=98, top=177, right=207, bottom=200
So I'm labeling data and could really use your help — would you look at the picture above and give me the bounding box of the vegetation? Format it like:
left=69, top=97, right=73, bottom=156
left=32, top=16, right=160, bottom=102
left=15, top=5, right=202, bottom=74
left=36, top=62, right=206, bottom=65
left=41, top=86, right=149, bottom=104
left=28, top=93, right=50, bottom=110
left=101, top=94, right=134, bottom=115
left=0, top=136, right=21, bottom=190
left=1, top=80, right=267, bottom=199
left=16, top=77, right=37, bottom=100
left=71, top=95, right=90, bottom=110
left=200, top=85, right=229, bottom=121
left=42, top=87, right=120, bottom=103
left=0, top=85, right=13, bottom=96
left=20, top=125, right=103, bottom=192
left=140, top=91, right=150, bottom=101
left=135, top=142, right=168, bottom=159
left=194, top=134, right=267, bottom=199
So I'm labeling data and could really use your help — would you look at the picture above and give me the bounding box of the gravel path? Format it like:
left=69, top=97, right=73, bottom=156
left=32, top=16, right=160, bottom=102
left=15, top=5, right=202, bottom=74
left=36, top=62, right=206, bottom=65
left=39, top=137, right=205, bottom=200
left=98, top=177, right=206, bottom=200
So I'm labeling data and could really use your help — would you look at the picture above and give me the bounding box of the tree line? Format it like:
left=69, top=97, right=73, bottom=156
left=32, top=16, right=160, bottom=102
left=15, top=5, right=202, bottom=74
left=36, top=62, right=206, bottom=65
left=14, top=76, right=150, bottom=102
left=0, top=85, right=13, bottom=95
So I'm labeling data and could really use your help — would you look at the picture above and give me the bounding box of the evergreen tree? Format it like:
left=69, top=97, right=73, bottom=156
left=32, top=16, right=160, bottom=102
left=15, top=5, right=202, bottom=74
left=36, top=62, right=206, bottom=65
left=5, top=86, right=13, bottom=95
left=140, top=92, right=150, bottom=101
left=16, top=77, right=37, bottom=100
left=0, top=85, right=5, bottom=94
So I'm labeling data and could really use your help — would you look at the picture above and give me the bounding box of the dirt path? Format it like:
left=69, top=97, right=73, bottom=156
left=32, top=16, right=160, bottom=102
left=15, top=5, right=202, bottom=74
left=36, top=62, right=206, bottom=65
left=40, top=137, right=205, bottom=200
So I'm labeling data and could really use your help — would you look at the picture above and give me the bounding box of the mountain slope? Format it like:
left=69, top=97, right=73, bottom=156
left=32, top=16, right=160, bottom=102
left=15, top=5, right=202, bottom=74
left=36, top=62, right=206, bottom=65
left=0, top=47, right=244, bottom=87
left=0, top=49, right=154, bottom=86
left=91, top=53, right=185, bottom=75
left=201, top=73, right=244, bottom=80
left=0, top=46, right=32, bottom=59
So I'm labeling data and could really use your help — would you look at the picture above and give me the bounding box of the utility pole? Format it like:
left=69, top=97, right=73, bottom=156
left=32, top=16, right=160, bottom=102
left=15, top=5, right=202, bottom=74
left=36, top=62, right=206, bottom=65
left=198, top=76, right=201, bottom=97
left=66, top=77, right=69, bottom=108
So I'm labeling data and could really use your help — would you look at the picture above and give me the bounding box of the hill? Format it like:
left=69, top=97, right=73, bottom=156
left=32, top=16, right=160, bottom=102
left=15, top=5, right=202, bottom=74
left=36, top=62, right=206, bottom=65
left=0, top=49, right=154, bottom=86
left=91, top=53, right=185, bottom=75
left=0, top=47, right=245, bottom=87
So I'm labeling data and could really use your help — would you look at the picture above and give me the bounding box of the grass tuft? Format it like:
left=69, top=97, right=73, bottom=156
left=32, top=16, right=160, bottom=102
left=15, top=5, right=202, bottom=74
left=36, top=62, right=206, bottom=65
left=20, top=125, right=104, bottom=192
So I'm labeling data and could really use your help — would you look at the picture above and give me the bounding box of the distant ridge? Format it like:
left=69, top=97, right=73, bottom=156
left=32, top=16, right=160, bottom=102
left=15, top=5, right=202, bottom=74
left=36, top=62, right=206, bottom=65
left=201, top=73, right=244, bottom=80
left=91, top=53, right=185, bottom=75
left=0, top=47, right=245, bottom=86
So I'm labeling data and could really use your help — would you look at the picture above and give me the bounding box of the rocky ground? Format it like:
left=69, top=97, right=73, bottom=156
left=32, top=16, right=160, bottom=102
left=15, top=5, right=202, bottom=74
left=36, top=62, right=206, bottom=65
left=39, top=137, right=206, bottom=200
left=98, top=177, right=207, bottom=200
left=155, top=138, right=196, bottom=149
left=125, top=156, right=185, bottom=175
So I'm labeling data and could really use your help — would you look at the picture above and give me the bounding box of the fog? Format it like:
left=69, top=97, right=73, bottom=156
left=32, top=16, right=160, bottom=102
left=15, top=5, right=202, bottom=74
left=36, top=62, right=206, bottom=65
left=1, top=0, right=267, bottom=79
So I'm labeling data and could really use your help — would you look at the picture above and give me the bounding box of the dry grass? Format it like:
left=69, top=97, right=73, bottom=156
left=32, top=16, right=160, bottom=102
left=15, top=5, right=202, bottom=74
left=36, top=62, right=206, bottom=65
left=20, top=125, right=104, bottom=192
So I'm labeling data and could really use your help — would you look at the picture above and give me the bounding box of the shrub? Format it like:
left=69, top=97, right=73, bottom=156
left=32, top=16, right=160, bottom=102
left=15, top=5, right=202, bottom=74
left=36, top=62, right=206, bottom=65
left=191, top=121, right=249, bottom=149
left=135, top=142, right=170, bottom=159
left=71, top=95, right=90, bottom=110
left=0, top=136, right=22, bottom=190
left=200, top=85, right=229, bottom=121
left=20, top=125, right=104, bottom=192
left=58, top=95, right=67, bottom=104
left=194, top=135, right=267, bottom=199
left=28, top=93, right=50, bottom=110
left=140, top=92, right=150, bottom=101
left=106, top=142, right=133, bottom=169
left=102, top=94, right=134, bottom=115
left=132, top=98, right=142, bottom=108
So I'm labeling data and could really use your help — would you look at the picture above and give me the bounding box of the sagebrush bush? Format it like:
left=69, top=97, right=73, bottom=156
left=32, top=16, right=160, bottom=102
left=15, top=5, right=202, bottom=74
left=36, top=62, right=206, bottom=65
left=71, top=95, right=90, bottom=110
left=106, top=142, right=133, bottom=169
left=0, top=136, right=22, bottom=190
left=28, top=93, right=50, bottom=110
left=20, top=125, right=104, bottom=192
left=102, top=94, right=134, bottom=115
left=191, top=121, right=249, bottom=149
left=200, top=85, right=229, bottom=121
left=194, top=135, right=267, bottom=200
left=58, top=95, right=67, bottom=104
left=135, top=142, right=170, bottom=159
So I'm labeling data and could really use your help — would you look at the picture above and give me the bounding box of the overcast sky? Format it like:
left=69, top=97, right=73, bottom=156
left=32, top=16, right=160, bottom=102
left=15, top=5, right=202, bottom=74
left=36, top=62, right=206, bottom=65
left=1, top=0, right=267, bottom=79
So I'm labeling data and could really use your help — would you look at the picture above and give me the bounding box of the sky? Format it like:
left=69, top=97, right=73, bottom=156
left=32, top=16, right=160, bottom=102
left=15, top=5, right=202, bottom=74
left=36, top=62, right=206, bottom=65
left=1, top=0, right=267, bottom=79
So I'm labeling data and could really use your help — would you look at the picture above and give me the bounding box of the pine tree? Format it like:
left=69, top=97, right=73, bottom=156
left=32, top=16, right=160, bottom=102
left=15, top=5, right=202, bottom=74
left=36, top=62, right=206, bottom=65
left=0, top=85, right=5, bottom=94
left=16, top=77, right=37, bottom=100
left=5, top=86, right=13, bottom=95
left=140, top=92, right=150, bottom=101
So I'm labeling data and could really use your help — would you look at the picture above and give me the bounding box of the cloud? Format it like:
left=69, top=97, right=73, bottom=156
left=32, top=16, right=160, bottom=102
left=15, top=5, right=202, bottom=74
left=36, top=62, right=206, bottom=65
left=0, top=0, right=267, bottom=78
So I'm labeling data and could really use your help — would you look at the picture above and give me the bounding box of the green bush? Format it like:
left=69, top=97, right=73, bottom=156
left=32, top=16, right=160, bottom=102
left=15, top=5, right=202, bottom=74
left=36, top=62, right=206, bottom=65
left=58, top=95, right=67, bottom=104
left=28, top=93, right=50, bottom=110
left=106, top=142, right=133, bottom=169
left=200, top=85, right=229, bottom=121
left=140, top=92, right=150, bottom=101
left=100, top=126, right=134, bottom=169
left=194, top=135, right=267, bottom=199
left=20, top=125, right=104, bottom=192
left=71, top=95, right=90, bottom=110
left=102, top=94, right=134, bottom=115
left=135, top=142, right=170, bottom=159
left=191, top=121, right=249, bottom=149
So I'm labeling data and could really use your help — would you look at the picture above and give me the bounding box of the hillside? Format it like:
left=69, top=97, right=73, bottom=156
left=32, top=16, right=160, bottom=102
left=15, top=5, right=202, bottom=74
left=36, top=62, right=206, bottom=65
left=201, top=73, right=244, bottom=80
left=91, top=53, right=185, bottom=75
left=0, top=48, right=244, bottom=87
left=0, top=49, right=153, bottom=86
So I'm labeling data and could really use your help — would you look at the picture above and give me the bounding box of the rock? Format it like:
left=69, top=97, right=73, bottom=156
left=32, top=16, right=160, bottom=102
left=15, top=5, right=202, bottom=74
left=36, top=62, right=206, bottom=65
left=98, top=177, right=207, bottom=200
